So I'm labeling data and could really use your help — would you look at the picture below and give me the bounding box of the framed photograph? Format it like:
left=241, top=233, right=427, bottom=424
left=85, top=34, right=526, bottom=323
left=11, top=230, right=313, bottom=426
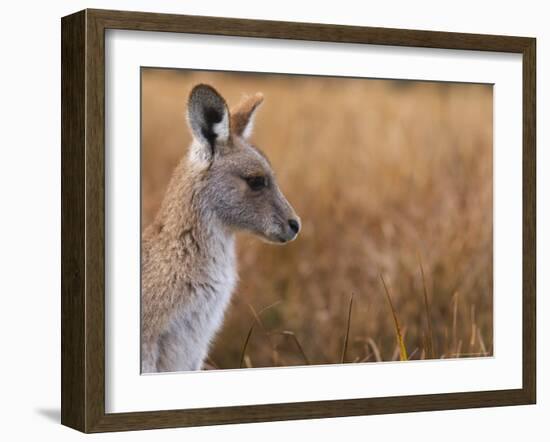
left=61, top=9, right=536, bottom=433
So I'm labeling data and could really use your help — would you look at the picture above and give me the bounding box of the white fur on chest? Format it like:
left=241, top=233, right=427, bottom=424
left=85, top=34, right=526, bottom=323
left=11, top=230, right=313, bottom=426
left=157, top=236, right=237, bottom=372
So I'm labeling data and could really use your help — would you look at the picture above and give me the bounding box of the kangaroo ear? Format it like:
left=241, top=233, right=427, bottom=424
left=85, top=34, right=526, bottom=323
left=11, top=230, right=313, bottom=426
left=187, top=84, right=230, bottom=158
left=231, top=93, right=264, bottom=139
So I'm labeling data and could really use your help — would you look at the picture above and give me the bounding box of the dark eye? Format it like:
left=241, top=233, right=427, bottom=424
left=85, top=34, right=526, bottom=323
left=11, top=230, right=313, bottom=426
left=245, top=175, right=268, bottom=191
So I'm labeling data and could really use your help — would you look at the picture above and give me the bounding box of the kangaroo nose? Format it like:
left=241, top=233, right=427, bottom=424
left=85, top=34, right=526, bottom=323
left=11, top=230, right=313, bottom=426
left=288, top=219, right=300, bottom=235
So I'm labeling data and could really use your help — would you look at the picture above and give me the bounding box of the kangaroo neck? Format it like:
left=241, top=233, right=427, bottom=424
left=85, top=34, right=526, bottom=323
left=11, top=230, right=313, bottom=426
left=154, top=158, right=235, bottom=266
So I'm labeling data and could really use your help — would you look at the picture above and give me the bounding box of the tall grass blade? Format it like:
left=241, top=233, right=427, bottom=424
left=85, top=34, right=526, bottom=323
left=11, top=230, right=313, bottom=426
left=248, top=300, right=282, bottom=331
left=469, top=304, right=477, bottom=351
left=341, top=293, right=354, bottom=363
left=239, top=321, right=256, bottom=368
left=452, top=291, right=459, bottom=355
left=408, top=347, right=419, bottom=359
left=366, top=338, right=382, bottom=362
left=271, top=331, right=310, bottom=365
left=205, top=356, right=219, bottom=369
left=418, top=254, right=435, bottom=358
left=239, top=301, right=282, bottom=368
left=380, top=274, right=408, bottom=361
left=477, top=328, right=488, bottom=356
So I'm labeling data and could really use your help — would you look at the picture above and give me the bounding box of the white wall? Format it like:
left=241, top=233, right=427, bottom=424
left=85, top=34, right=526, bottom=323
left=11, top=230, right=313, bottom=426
left=0, top=0, right=546, bottom=440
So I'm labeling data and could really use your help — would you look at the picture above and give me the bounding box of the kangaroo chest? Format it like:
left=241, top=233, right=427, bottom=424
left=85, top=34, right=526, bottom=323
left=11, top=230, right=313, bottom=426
left=157, top=238, right=237, bottom=371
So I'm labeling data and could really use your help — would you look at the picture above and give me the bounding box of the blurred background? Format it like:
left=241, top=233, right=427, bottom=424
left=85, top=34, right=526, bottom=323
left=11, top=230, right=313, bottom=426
left=141, top=68, right=493, bottom=369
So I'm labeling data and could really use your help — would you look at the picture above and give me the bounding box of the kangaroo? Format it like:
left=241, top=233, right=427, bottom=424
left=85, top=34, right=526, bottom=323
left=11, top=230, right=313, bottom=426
left=141, top=84, right=300, bottom=373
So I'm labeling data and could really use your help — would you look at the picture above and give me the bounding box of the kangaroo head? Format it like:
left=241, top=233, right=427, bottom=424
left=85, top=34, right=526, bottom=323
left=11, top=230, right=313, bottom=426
left=186, top=84, right=300, bottom=244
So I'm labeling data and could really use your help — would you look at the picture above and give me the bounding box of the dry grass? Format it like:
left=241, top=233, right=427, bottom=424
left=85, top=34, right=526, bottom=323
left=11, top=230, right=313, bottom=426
left=141, top=68, right=493, bottom=368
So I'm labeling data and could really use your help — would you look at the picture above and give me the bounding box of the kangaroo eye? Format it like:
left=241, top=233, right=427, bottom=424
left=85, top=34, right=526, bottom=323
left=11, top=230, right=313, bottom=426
left=245, top=175, right=268, bottom=191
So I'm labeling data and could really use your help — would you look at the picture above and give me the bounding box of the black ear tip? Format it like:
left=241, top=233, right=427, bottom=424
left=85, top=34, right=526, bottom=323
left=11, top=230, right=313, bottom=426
left=190, top=83, right=214, bottom=94
left=187, top=84, right=230, bottom=150
left=188, top=84, right=229, bottom=121
left=188, top=83, right=228, bottom=121
left=189, top=84, right=224, bottom=103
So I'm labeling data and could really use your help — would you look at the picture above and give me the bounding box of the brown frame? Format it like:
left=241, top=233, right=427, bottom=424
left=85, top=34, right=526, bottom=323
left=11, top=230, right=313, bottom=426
left=61, top=8, right=536, bottom=433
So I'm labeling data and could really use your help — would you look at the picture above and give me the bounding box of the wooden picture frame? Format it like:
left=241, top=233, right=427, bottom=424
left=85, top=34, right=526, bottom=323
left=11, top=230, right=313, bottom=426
left=61, top=8, right=536, bottom=433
